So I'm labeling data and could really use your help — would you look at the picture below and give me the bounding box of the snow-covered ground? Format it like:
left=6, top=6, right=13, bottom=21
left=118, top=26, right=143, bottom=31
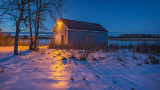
left=0, top=46, right=29, bottom=60
left=0, top=47, right=160, bottom=90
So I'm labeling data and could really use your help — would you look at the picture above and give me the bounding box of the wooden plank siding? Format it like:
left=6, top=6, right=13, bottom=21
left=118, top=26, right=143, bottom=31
left=52, top=19, right=68, bottom=45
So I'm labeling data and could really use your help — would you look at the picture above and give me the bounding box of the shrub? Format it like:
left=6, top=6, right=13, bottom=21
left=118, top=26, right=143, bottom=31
left=69, top=55, right=76, bottom=59
left=132, top=56, right=137, bottom=59
left=134, top=42, right=160, bottom=55
left=77, top=50, right=91, bottom=60
left=70, top=76, right=74, bottom=80
left=62, top=56, right=67, bottom=60
left=148, top=55, right=153, bottom=59
left=147, top=55, right=159, bottom=64
left=150, top=57, right=159, bottom=64
left=136, top=63, right=142, bottom=66
left=0, top=32, right=29, bottom=46
left=108, top=44, right=119, bottom=50
left=92, top=57, right=97, bottom=61
left=48, top=40, right=69, bottom=49
left=117, top=57, right=123, bottom=61
left=144, top=59, right=149, bottom=64
left=132, top=51, right=137, bottom=59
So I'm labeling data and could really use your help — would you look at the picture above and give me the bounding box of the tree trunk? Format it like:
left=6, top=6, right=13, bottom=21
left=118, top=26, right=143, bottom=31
left=34, top=32, right=38, bottom=51
left=13, top=0, right=25, bottom=55
left=34, top=0, right=41, bottom=51
left=14, top=21, right=20, bottom=55
left=28, top=1, right=33, bottom=50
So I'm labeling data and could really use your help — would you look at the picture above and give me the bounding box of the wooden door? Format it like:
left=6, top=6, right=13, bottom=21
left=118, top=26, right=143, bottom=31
left=61, top=35, right=64, bottom=44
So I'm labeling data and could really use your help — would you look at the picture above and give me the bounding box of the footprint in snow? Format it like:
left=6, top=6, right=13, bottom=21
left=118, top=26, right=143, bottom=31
left=0, top=70, right=4, bottom=72
left=121, top=64, right=126, bottom=66
left=96, top=75, right=99, bottom=77
left=46, top=58, right=50, bottom=60
left=57, top=54, right=61, bottom=56
left=82, top=77, right=86, bottom=80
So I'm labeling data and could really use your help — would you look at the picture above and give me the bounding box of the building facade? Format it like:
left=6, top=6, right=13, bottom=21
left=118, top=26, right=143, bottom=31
left=52, top=18, right=108, bottom=46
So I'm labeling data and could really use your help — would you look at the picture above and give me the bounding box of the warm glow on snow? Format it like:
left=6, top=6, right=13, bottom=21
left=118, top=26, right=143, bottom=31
left=52, top=81, right=69, bottom=88
left=0, top=46, right=29, bottom=53
left=49, top=50, right=70, bottom=89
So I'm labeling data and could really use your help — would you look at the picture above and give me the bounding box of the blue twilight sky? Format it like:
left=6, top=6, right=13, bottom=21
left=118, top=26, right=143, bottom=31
left=62, top=0, right=160, bottom=33
left=1, top=0, right=160, bottom=33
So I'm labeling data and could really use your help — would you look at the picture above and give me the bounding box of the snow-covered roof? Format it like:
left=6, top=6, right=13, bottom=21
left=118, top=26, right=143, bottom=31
left=59, top=18, right=108, bottom=32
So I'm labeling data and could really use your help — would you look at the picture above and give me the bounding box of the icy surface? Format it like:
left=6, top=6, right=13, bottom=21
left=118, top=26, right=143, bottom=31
left=0, top=47, right=160, bottom=90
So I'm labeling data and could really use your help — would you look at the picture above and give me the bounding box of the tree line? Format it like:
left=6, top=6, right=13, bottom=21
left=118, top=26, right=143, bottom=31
left=109, top=33, right=160, bottom=38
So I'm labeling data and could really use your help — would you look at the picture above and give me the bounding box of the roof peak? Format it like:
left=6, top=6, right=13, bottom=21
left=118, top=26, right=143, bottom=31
left=59, top=18, right=100, bottom=25
left=58, top=18, right=108, bottom=32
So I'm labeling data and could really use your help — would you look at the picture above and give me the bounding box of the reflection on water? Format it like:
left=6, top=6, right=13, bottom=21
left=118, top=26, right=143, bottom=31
left=48, top=50, right=71, bottom=89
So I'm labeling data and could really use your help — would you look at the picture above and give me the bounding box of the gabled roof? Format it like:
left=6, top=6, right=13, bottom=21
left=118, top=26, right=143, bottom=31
left=59, top=18, right=108, bottom=32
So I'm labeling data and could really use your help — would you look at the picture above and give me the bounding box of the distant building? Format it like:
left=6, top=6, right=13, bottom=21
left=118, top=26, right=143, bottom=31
left=52, top=18, right=108, bottom=45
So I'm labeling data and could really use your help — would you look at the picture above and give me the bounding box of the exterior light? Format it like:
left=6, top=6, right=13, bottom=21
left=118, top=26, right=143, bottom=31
left=58, top=21, right=61, bottom=25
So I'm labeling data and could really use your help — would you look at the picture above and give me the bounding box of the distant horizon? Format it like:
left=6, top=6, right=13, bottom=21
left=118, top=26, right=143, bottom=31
left=2, top=30, right=160, bottom=34
left=2, top=31, right=160, bottom=37
left=2, top=30, right=160, bottom=33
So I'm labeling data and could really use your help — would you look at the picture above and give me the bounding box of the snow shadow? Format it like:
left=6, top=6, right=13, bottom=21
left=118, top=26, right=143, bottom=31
left=72, top=59, right=79, bottom=66
left=0, top=55, right=17, bottom=63
left=0, top=50, right=32, bottom=63
left=62, top=58, right=67, bottom=65
left=19, top=50, right=32, bottom=55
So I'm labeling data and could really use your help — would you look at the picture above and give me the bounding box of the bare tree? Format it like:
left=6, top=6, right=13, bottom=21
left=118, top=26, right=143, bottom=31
left=28, top=0, right=34, bottom=50
left=0, top=0, right=64, bottom=53
left=32, top=0, right=64, bottom=50
left=0, top=0, right=37, bottom=55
